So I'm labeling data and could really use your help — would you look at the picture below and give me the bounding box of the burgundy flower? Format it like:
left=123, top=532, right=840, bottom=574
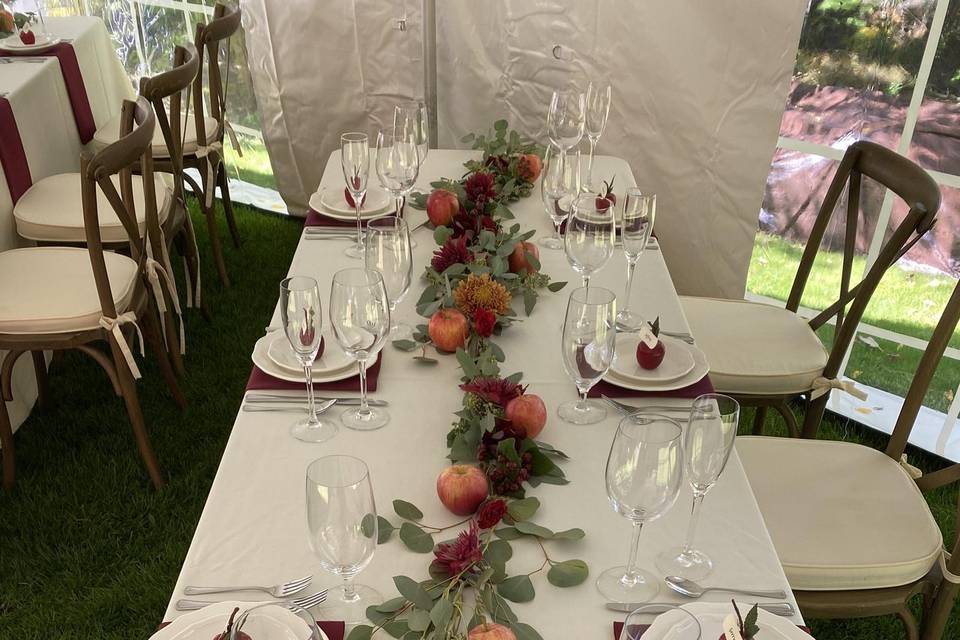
left=465, top=172, right=497, bottom=204
left=431, top=235, right=472, bottom=273
left=476, top=499, right=508, bottom=529
left=460, top=377, right=524, bottom=406
left=473, top=308, right=497, bottom=338
left=479, top=215, right=498, bottom=233
left=433, top=522, right=483, bottom=575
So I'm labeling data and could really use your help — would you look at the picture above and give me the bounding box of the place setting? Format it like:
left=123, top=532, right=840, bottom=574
left=0, top=4, right=59, bottom=54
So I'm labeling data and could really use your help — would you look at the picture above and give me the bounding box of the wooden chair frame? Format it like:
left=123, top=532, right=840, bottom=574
left=0, top=98, right=184, bottom=489
left=744, top=140, right=940, bottom=439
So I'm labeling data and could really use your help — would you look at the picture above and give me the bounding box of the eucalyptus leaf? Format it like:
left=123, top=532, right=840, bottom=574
left=506, top=497, right=540, bottom=522
left=523, top=288, right=537, bottom=316
left=547, top=559, right=589, bottom=587
left=382, top=619, right=410, bottom=639
left=399, top=522, right=434, bottom=553
left=346, top=625, right=374, bottom=640
left=494, top=526, right=521, bottom=540
left=510, top=623, right=545, bottom=640
left=497, top=575, right=535, bottom=603
left=429, top=598, right=454, bottom=630
left=546, top=280, right=568, bottom=292
left=497, top=438, right=520, bottom=463
left=505, top=371, right=524, bottom=384
left=361, top=513, right=376, bottom=538
left=393, top=575, right=434, bottom=610
left=393, top=499, right=424, bottom=521
left=375, top=597, right=408, bottom=613
left=484, top=538, right=514, bottom=565
left=552, top=527, right=586, bottom=541
left=406, top=608, right=431, bottom=632
left=392, top=339, right=419, bottom=352
left=514, top=521, right=554, bottom=539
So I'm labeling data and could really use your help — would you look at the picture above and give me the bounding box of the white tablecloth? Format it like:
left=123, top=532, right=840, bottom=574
left=0, top=16, right=133, bottom=433
left=162, top=151, right=802, bottom=634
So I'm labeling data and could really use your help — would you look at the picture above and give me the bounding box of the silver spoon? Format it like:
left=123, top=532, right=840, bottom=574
left=665, top=575, right=787, bottom=600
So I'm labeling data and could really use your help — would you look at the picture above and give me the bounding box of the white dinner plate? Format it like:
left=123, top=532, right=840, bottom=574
left=0, top=34, right=60, bottom=53
left=309, top=187, right=391, bottom=220
left=641, top=602, right=806, bottom=640
left=266, top=330, right=355, bottom=375
left=252, top=332, right=377, bottom=384
left=149, top=601, right=328, bottom=640
left=610, top=334, right=696, bottom=383
left=602, top=338, right=709, bottom=392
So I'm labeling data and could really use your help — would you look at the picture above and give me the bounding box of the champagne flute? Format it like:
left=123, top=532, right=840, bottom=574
left=341, top=132, right=369, bottom=259
left=540, top=144, right=581, bottom=250
left=306, top=455, right=382, bottom=623
left=584, top=81, right=612, bottom=192
left=598, top=413, right=683, bottom=602
left=615, top=189, right=656, bottom=331
left=565, top=193, right=616, bottom=289
left=364, top=215, right=413, bottom=340
left=656, top=394, right=739, bottom=580
left=280, top=276, right=338, bottom=443
left=394, top=100, right=429, bottom=169
left=376, top=128, right=419, bottom=220
left=547, top=87, right=585, bottom=151
left=558, top=286, right=617, bottom=425
left=329, top=268, right=391, bottom=430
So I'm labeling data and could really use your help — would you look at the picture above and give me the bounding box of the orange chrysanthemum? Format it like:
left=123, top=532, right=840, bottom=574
left=453, top=273, right=512, bottom=316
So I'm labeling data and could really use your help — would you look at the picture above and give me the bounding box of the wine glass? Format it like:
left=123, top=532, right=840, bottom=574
left=329, top=268, right=391, bottom=430
left=10, top=1, right=47, bottom=40
left=280, top=276, right=338, bottom=443
left=394, top=100, right=429, bottom=169
left=376, top=128, right=419, bottom=220
left=540, top=144, right=581, bottom=250
left=615, top=189, right=657, bottom=331
left=341, top=132, right=369, bottom=259
left=364, top=215, right=413, bottom=340
left=565, top=193, right=616, bottom=289
left=599, top=414, right=683, bottom=602
left=231, top=602, right=324, bottom=640
left=656, top=394, right=739, bottom=580
left=584, top=81, right=612, bottom=192
left=305, top=455, right=382, bottom=623
left=547, top=87, right=585, bottom=151
left=558, top=286, right=617, bottom=425
left=620, top=605, right=701, bottom=640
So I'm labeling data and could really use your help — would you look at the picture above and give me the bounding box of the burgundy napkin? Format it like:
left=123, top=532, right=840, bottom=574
left=245, top=354, right=382, bottom=392
left=0, top=97, right=32, bottom=203
left=588, top=374, right=714, bottom=400
left=612, top=621, right=812, bottom=638
left=157, top=619, right=344, bottom=639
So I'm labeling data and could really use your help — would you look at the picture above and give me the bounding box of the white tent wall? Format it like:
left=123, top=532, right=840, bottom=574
left=241, top=0, right=807, bottom=298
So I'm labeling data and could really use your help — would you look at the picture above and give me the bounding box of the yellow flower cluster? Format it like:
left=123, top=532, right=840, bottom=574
left=453, top=273, right=512, bottom=316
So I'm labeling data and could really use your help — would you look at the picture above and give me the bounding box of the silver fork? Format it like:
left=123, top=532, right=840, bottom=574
left=601, top=395, right=691, bottom=417
left=175, top=588, right=329, bottom=612
left=182, top=574, right=312, bottom=598
left=659, top=330, right=696, bottom=345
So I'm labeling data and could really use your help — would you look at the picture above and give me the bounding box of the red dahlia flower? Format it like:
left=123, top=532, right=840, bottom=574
left=460, top=377, right=524, bottom=406
left=473, top=308, right=497, bottom=338
left=465, top=172, right=497, bottom=204
left=431, top=236, right=472, bottom=273
left=433, top=522, right=483, bottom=575
left=476, top=499, right=508, bottom=529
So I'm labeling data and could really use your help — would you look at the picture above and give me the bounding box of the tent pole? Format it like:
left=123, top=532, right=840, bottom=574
left=422, top=0, right=438, bottom=149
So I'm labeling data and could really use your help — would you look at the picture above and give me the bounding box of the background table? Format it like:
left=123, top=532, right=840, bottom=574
left=162, top=151, right=803, bottom=635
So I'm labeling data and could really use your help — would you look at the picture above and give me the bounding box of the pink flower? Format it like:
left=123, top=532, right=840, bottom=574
left=465, top=172, right=497, bottom=204
left=460, top=377, right=524, bottom=407
left=433, top=523, right=483, bottom=575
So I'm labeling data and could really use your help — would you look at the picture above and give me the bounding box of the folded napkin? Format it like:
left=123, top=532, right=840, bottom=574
left=612, top=620, right=812, bottom=638
left=589, top=373, right=714, bottom=400
left=157, top=620, right=344, bottom=639
left=305, top=207, right=398, bottom=229
left=245, top=355, right=382, bottom=392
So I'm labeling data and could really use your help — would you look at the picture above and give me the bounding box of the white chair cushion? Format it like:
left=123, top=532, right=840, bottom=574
left=92, top=112, right=220, bottom=157
left=14, top=173, right=171, bottom=244
left=738, top=436, right=942, bottom=591
left=0, top=247, right=139, bottom=334
left=680, top=296, right=828, bottom=395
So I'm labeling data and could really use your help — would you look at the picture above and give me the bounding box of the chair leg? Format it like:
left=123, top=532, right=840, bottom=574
left=800, top=393, right=829, bottom=439
left=142, top=298, right=187, bottom=410
left=751, top=406, right=768, bottom=435
left=31, top=350, right=48, bottom=409
left=898, top=605, right=921, bottom=640
left=218, top=164, right=241, bottom=249
left=922, top=581, right=959, bottom=640
left=163, top=306, right=185, bottom=378
left=0, top=396, right=15, bottom=489
left=173, top=225, right=212, bottom=322
left=204, top=196, right=231, bottom=288
left=773, top=400, right=802, bottom=438
left=109, top=339, right=164, bottom=489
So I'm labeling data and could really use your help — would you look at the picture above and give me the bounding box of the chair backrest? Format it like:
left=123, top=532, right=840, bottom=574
left=191, top=2, right=241, bottom=148
left=785, top=140, right=941, bottom=381
left=81, top=97, right=158, bottom=318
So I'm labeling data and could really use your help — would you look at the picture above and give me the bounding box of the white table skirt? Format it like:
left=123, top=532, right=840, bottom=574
left=162, top=151, right=802, bottom=634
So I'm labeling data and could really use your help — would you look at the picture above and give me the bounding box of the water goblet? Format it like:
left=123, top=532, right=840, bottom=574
left=540, top=144, right=581, bottom=250
left=547, top=86, right=585, bottom=151
left=375, top=128, right=419, bottom=220
left=394, top=100, right=429, bottom=169
left=364, top=215, right=413, bottom=340
left=565, top=193, right=616, bottom=289
left=558, top=286, right=617, bottom=425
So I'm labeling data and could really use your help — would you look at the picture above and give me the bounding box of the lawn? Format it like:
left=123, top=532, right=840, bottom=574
left=0, top=211, right=957, bottom=639
left=223, top=132, right=277, bottom=191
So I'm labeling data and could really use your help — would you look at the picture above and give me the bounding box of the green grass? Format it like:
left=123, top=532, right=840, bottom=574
left=0, top=215, right=957, bottom=638
left=223, top=133, right=277, bottom=191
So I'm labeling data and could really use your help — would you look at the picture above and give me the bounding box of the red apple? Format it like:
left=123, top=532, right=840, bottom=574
left=468, top=623, right=517, bottom=640
left=0, top=11, right=14, bottom=33
left=344, top=187, right=366, bottom=209
left=505, top=394, right=547, bottom=439
left=426, top=188, right=459, bottom=227
left=636, top=339, right=665, bottom=370
left=518, top=154, right=542, bottom=182
left=428, top=308, right=469, bottom=353
left=507, top=241, right=539, bottom=276
left=436, top=464, right=489, bottom=516
left=19, top=29, right=35, bottom=45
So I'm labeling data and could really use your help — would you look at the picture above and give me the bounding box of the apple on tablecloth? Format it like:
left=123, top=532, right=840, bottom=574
left=468, top=622, right=517, bottom=640
left=427, top=188, right=459, bottom=227
left=429, top=308, right=469, bottom=353
left=505, top=393, right=547, bottom=439
left=508, top=241, right=539, bottom=276
left=437, top=464, right=489, bottom=515
left=636, top=316, right=665, bottom=370
left=518, top=153, right=542, bottom=182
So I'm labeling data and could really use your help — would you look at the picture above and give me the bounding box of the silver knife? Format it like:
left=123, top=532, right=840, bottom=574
left=605, top=602, right=796, bottom=617
left=245, top=395, right=387, bottom=406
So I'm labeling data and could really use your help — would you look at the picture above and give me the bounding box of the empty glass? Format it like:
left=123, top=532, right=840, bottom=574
left=599, top=414, right=683, bottom=603
left=341, top=132, right=370, bottom=259
left=565, top=193, right=616, bottom=289
left=547, top=87, right=585, bottom=151
left=364, top=216, right=413, bottom=340
left=540, top=144, right=581, bottom=250
left=558, top=286, right=617, bottom=425
left=394, top=100, right=429, bottom=169
left=620, top=605, right=701, bottom=640
left=280, top=277, right=338, bottom=443
left=584, top=81, right=612, bottom=192
left=306, top=455, right=382, bottom=623
left=329, top=268, right=391, bottom=430
left=231, top=602, right=324, bottom=640
left=656, top=394, right=740, bottom=581
left=615, top=189, right=657, bottom=331
left=375, top=128, right=419, bottom=220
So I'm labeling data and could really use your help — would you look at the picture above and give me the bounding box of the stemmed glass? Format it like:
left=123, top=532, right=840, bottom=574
left=376, top=128, right=420, bottom=220
left=547, top=87, right=585, bottom=152
left=329, top=268, right=391, bottom=430
left=558, top=286, right=617, bottom=425
left=341, top=132, right=369, bottom=259
left=364, top=216, right=413, bottom=340
left=615, top=189, right=657, bottom=331
left=656, top=394, right=740, bottom=580
left=305, top=455, right=382, bottom=623
left=584, top=81, right=612, bottom=192
left=394, top=101, right=429, bottom=169
left=565, top=193, right=616, bottom=289
left=280, top=277, right=338, bottom=443
left=599, top=414, right=683, bottom=603
left=540, top=144, right=581, bottom=250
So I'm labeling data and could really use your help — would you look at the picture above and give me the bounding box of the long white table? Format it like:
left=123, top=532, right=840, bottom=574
left=163, top=151, right=803, bottom=635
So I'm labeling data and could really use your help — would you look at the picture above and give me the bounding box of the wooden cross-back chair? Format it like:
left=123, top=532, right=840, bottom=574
left=0, top=97, right=184, bottom=489
left=682, top=140, right=940, bottom=439
left=739, top=277, right=960, bottom=640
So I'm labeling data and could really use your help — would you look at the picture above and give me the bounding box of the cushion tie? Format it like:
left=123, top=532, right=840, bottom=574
left=939, top=552, right=960, bottom=585
left=195, top=140, right=223, bottom=209
left=811, top=376, right=868, bottom=401
left=145, top=257, right=185, bottom=355
left=224, top=118, right=243, bottom=158
left=99, top=312, right=144, bottom=379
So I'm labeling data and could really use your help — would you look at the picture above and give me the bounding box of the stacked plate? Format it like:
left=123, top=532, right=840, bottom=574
left=252, top=330, right=377, bottom=383
left=603, top=334, right=709, bottom=392
left=0, top=34, right=60, bottom=54
left=308, top=186, right=392, bottom=221
left=150, top=601, right=328, bottom=640
left=642, top=603, right=807, bottom=640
